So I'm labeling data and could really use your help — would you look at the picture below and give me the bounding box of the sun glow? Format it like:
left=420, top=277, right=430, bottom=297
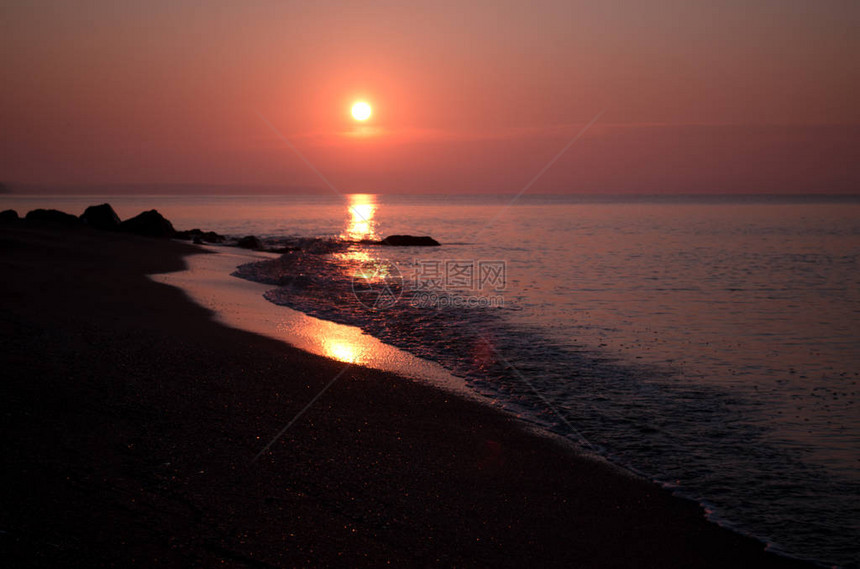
left=351, top=101, right=372, bottom=121
left=324, top=339, right=361, bottom=363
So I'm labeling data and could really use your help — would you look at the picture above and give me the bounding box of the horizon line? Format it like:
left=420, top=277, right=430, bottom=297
left=3, top=186, right=860, bottom=200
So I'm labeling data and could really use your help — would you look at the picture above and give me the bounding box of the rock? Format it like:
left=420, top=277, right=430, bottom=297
left=0, top=209, right=19, bottom=222
left=380, top=235, right=440, bottom=247
left=237, top=235, right=263, bottom=250
left=175, top=229, right=226, bottom=243
left=80, top=203, right=121, bottom=231
left=25, top=209, right=81, bottom=225
left=119, top=209, right=176, bottom=238
left=191, top=229, right=225, bottom=243
left=197, top=230, right=225, bottom=243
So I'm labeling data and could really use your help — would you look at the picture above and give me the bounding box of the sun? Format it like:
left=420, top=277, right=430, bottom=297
left=351, top=101, right=372, bottom=121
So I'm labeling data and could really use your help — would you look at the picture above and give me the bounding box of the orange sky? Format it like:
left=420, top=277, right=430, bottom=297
left=2, top=1, right=858, bottom=193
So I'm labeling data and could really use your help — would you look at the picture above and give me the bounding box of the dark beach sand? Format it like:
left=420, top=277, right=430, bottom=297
left=0, top=222, right=813, bottom=568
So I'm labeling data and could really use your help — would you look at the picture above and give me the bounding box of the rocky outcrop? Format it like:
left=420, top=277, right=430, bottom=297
left=236, top=235, right=263, bottom=250
left=119, top=210, right=176, bottom=238
left=80, top=203, right=121, bottom=231
left=13, top=204, right=238, bottom=247
left=379, top=235, right=440, bottom=247
left=25, top=209, right=81, bottom=225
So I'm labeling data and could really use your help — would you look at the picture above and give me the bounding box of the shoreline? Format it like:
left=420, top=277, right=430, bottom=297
left=148, top=244, right=470, bottom=396
left=0, top=222, right=815, bottom=567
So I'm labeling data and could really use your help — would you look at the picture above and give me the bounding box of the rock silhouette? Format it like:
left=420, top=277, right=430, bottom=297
left=175, top=228, right=226, bottom=243
left=237, top=235, right=263, bottom=250
left=119, top=210, right=176, bottom=238
left=380, top=235, right=440, bottom=246
left=25, top=209, right=81, bottom=225
left=80, top=203, right=121, bottom=231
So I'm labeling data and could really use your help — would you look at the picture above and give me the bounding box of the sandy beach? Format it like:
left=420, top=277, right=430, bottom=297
left=0, top=220, right=814, bottom=568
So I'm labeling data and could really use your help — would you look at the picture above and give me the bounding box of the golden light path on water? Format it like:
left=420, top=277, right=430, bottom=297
left=342, top=193, right=378, bottom=242
left=335, top=194, right=387, bottom=287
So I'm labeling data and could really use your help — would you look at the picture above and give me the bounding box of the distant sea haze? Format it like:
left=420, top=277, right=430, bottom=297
left=2, top=193, right=858, bottom=567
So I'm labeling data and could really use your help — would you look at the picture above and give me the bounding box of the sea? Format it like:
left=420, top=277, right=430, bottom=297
left=4, top=193, right=859, bottom=567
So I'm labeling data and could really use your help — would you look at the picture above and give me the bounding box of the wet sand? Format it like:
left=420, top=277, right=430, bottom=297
left=0, top=222, right=813, bottom=567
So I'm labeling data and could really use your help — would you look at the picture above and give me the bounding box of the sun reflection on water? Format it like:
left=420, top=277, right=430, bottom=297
left=334, top=246, right=374, bottom=266
left=334, top=194, right=382, bottom=268
left=342, top=194, right=378, bottom=242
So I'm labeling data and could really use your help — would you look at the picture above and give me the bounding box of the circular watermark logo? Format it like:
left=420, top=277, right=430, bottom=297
left=351, top=259, right=403, bottom=310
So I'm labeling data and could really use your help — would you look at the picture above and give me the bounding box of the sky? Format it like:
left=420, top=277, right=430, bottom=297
left=1, top=0, right=858, bottom=194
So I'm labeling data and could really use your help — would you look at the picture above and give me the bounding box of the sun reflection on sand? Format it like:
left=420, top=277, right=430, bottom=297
left=323, top=338, right=362, bottom=363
